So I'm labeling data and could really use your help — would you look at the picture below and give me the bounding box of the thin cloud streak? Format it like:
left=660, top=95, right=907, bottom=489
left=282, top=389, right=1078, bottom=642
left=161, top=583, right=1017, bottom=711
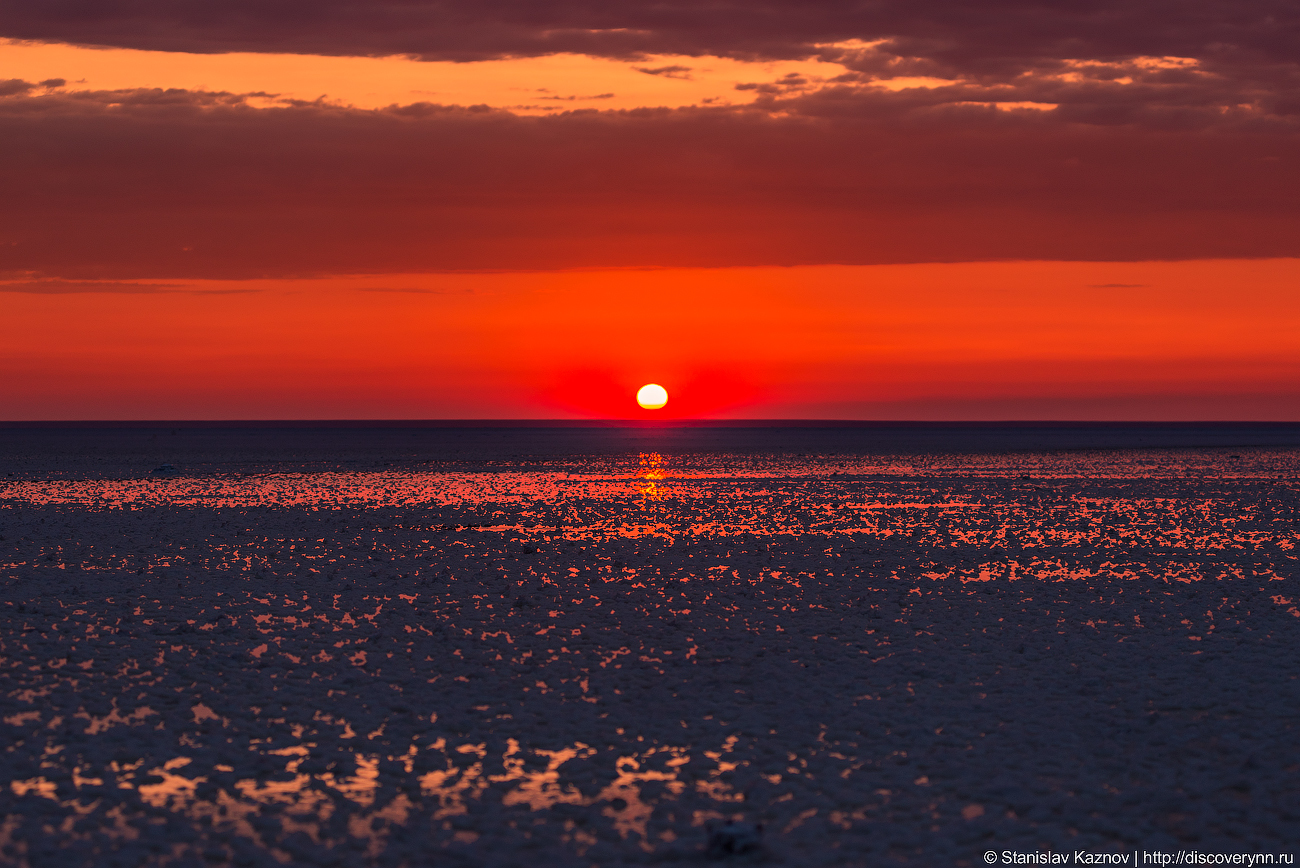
left=0, top=280, right=192, bottom=293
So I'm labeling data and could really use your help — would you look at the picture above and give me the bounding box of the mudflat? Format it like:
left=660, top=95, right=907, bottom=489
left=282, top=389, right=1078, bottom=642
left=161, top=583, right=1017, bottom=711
left=2, top=428, right=1298, bottom=866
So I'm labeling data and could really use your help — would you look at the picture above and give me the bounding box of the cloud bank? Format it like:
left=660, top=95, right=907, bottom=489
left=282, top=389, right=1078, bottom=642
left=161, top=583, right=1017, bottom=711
left=1, top=1, right=1298, bottom=278
left=0, top=80, right=1296, bottom=279
left=1, top=0, right=1296, bottom=69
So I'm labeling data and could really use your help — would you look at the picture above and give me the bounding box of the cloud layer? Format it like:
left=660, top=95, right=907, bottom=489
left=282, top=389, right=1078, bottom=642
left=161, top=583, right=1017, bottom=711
left=4, top=2, right=1297, bottom=122
left=1, top=80, right=1297, bottom=279
left=1, top=1, right=1298, bottom=278
left=2, top=0, right=1296, bottom=68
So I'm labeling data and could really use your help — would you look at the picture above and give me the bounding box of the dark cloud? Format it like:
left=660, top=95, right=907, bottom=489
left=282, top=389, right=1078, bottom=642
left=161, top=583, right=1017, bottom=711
left=635, top=65, right=693, bottom=79
left=1, top=85, right=1297, bottom=279
left=0, top=79, right=34, bottom=96
left=4, top=3, right=1294, bottom=135
left=0, top=1, right=1295, bottom=70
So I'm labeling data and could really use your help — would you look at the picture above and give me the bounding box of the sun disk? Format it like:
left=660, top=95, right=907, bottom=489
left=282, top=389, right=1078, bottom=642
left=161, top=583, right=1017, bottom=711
left=636, top=383, right=668, bottom=410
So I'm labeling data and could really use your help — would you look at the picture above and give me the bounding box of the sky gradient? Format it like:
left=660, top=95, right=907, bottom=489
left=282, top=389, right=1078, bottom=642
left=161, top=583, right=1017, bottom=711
left=2, top=1, right=1298, bottom=419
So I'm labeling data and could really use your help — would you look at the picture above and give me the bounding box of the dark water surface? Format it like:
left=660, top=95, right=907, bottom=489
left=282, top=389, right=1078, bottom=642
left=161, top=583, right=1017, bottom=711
left=1, top=426, right=1298, bottom=866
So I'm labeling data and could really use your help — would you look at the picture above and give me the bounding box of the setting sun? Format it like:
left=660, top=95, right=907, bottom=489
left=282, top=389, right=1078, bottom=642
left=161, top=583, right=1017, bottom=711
left=636, top=383, right=668, bottom=410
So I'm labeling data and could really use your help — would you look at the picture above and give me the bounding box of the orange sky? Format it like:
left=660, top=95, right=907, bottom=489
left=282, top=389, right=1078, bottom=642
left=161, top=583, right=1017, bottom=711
left=0, top=38, right=865, bottom=113
left=4, top=261, right=1297, bottom=419
left=2, top=20, right=1299, bottom=419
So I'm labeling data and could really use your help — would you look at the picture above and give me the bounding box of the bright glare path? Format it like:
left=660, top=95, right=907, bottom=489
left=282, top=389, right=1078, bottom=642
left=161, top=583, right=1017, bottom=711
left=637, top=383, right=669, bottom=409
left=0, top=39, right=853, bottom=113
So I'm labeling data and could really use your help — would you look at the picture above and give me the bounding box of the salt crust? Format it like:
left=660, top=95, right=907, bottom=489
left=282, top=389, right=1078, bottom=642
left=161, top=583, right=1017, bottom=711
left=1, top=440, right=1298, bottom=865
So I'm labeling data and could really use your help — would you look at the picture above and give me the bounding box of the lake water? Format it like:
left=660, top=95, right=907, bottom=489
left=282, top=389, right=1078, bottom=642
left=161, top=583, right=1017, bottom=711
left=2, top=426, right=1298, bottom=865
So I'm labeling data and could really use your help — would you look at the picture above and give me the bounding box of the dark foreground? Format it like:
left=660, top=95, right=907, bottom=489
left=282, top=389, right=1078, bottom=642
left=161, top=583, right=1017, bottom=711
left=1, top=427, right=1298, bottom=866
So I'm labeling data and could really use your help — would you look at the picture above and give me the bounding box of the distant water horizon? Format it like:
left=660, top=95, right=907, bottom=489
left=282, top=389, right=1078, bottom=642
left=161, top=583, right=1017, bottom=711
left=5, top=419, right=1300, bottom=429
left=3, top=421, right=1300, bottom=476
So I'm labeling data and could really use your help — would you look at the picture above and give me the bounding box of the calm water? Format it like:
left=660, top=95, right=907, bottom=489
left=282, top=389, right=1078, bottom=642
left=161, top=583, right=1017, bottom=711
left=2, top=427, right=1298, bottom=865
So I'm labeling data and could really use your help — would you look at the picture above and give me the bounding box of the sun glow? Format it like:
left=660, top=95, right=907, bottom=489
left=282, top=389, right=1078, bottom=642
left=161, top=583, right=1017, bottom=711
left=636, top=383, right=668, bottom=410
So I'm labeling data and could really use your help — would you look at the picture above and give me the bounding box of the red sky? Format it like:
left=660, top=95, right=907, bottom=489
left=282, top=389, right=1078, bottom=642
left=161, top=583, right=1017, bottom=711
left=2, top=1, right=1299, bottom=420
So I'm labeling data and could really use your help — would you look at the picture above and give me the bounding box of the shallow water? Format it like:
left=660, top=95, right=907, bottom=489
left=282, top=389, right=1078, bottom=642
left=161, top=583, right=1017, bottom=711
left=1, top=436, right=1298, bottom=866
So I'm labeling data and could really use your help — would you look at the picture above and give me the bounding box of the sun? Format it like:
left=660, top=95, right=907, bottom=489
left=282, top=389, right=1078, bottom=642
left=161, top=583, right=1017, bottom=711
left=636, top=383, right=668, bottom=410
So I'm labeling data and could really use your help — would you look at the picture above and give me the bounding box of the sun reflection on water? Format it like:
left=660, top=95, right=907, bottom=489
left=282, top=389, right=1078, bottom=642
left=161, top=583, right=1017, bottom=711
left=638, top=452, right=667, bottom=505
left=8, top=716, right=722, bottom=858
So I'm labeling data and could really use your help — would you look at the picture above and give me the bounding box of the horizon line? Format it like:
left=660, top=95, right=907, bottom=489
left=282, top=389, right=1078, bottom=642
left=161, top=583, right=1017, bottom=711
left=4, top=420, right=1300, bottom=429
